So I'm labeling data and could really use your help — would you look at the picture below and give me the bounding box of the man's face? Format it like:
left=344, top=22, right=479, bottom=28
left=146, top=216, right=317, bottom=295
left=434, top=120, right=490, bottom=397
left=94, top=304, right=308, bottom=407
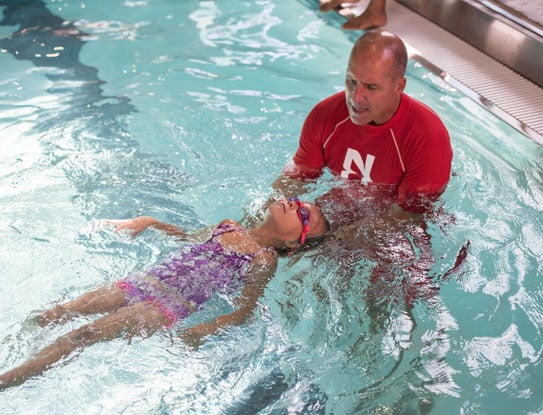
left=345, top=48, right=405, bottom=126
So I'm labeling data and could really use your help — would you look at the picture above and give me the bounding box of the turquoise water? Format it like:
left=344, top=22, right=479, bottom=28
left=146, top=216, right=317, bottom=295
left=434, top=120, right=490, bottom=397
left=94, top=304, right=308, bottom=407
left=1, top=0, right=542, bottom=413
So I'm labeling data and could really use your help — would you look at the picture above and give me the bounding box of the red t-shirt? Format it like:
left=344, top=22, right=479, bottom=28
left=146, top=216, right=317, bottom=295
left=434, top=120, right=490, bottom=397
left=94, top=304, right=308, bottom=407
left=289, top=92, right=453, bottom=212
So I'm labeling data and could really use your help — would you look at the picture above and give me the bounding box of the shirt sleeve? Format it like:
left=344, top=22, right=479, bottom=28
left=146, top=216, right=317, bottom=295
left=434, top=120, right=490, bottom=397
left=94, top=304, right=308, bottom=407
left=397, top=122, right=453, bottom=213
left=286, top=103, right=328, bottom=179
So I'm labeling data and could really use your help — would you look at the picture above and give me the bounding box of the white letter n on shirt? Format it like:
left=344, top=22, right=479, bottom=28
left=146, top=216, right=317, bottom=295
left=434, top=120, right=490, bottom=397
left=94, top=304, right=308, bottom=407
left=340, top=148, right=375, bottom=184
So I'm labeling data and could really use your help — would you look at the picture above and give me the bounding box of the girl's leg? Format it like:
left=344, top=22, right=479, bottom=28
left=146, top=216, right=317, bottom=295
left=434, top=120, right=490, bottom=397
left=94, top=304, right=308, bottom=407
left=1, top=301, right=170, bottom=390
left=37, top=284, right=127, bottom=326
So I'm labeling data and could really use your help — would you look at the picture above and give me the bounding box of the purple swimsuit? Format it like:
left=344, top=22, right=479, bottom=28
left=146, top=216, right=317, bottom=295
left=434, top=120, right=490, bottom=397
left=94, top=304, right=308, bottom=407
left=117, top=223, right=265, bottom=326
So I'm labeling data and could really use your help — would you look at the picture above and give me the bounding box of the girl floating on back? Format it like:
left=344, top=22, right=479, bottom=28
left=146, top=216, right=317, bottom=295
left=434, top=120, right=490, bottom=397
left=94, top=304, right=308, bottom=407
left=0, top=198, right=329, bottom=390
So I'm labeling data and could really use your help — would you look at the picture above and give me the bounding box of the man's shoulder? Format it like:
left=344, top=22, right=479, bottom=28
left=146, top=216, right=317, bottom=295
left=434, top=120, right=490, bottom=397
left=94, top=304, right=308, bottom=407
left=307, top=91, right=349, bottom=129
left=397, top=94, right=448, bottom=138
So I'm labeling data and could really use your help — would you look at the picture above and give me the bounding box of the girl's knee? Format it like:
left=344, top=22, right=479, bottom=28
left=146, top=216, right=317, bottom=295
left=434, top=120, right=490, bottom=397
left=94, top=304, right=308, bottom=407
left=37, top=305, right=71, bottom=327
left=64, top=326, right=96, bottom=347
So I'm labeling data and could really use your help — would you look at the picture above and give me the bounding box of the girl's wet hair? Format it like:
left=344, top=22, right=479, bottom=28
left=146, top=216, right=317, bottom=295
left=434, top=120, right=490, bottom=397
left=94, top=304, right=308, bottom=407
left=302, top=217, right=331, bottom=248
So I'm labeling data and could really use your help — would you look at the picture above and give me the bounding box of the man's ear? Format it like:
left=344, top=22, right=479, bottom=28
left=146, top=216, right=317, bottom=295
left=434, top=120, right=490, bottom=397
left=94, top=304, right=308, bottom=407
left=396, top=76, right=406, bottom=93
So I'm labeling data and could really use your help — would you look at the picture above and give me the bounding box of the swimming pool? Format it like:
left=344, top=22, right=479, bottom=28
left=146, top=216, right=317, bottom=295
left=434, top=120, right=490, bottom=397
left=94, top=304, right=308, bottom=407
left=1, top=0, right=542, bottom=413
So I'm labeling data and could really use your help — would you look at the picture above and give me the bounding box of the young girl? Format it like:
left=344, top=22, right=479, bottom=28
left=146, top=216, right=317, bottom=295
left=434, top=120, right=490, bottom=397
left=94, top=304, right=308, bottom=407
left=0, top=198, right=329, bottom=390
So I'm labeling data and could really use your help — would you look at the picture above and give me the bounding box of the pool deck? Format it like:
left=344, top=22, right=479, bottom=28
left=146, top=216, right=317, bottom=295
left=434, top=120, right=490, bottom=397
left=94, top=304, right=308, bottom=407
left=329, top=0, right=543, bottom=144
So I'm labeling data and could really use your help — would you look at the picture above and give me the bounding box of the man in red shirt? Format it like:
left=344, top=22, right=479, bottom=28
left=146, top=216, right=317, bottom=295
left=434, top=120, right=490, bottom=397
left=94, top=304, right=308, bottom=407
left=274, top=30, right=452, bottom=225
left=267, top=30, right=458, bottom=309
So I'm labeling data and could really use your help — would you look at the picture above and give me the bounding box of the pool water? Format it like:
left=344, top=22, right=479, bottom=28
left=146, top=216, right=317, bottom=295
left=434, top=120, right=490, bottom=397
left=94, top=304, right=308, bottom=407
left=1, top=0, right=542, bottom=413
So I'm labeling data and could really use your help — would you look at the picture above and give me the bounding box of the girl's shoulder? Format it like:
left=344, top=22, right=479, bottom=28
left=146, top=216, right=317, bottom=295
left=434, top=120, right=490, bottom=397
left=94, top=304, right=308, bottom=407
left=252, top=246, right=278, bottom=267
left=213, top=219, right=243, bottom=235
left=218, top=219, right=238, bottom=227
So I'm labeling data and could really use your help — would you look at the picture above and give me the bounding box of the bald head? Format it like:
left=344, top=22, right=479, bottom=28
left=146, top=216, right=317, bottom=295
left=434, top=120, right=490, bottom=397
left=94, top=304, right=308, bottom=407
left=350, top=30, right=408, bottom=82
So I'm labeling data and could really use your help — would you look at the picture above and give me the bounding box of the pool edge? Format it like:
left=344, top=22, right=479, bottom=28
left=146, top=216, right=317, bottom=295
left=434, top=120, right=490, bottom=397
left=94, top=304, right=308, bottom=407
left=329, top=0, right=543, bottom=145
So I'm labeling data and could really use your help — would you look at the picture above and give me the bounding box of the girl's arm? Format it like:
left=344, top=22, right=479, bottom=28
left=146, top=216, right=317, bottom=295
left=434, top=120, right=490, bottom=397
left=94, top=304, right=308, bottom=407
left=180, top=249, right=278, bottom=347
left=104, top=216, right=188, bottom=239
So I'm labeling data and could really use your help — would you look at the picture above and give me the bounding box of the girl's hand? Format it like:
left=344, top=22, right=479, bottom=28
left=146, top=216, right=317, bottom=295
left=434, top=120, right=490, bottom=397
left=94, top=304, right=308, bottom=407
left=103, top=216, right=157, bottom=238
left=180, top=323, right=215, bottom=349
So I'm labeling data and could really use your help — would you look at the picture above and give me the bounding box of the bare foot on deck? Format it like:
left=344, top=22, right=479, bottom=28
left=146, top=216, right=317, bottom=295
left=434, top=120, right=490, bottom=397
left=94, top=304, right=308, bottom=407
left=320, top=0, right=358, bottom=13
left=342, top=7, right=387, bottom=30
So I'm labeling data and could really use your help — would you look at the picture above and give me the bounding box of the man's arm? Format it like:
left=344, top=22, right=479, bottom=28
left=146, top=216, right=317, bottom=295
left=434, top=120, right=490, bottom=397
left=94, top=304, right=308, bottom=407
left=271, top=172, right=313, bottom=199
left=243, top=95, right=329, bottom=225
left=331, top=203, right=422, bottom=250
left=396, top=109, right=453, bottom=214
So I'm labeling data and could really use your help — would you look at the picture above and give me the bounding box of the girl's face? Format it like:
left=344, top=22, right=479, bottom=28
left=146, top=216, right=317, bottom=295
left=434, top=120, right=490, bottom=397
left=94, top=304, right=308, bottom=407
left=266, top=199, right=325, bottom=244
